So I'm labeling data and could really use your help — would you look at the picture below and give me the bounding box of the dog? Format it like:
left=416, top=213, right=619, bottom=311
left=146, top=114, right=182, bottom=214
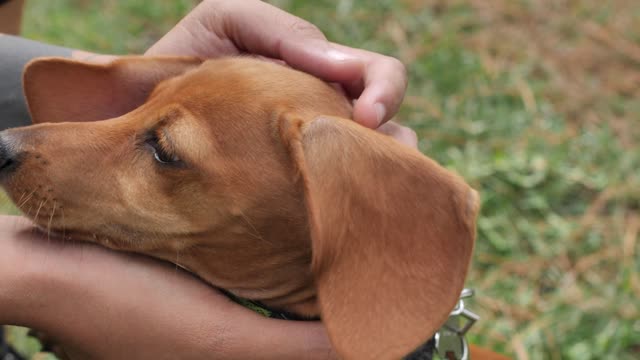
left=0, top=56, right=507, bottom=359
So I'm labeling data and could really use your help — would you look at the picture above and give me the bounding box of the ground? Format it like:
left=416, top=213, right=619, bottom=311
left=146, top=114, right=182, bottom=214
left=3, top=0, right=639, bottom=359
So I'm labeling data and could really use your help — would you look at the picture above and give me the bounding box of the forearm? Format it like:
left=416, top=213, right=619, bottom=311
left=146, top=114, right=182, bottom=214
left=0, top=218, right=242, bottom=357
left=0, top=215, right=336, bottom=359
left=0, top=34, right=72, bottom=129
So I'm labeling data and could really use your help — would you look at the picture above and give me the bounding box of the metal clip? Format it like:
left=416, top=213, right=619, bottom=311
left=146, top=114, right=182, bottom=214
left=434, top=289, right=479, bottom=360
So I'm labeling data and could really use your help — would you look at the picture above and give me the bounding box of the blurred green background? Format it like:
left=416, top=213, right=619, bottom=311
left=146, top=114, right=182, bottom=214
left=3, top=0, right=640, bottom=359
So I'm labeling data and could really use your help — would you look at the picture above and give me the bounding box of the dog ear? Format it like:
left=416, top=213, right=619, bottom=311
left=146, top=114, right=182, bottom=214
left=22, top=56, right=202, bottom=124
left=280, top=114, right=479, bottom=359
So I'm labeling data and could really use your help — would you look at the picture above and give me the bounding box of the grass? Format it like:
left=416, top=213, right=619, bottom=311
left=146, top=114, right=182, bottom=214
left=3, top=0, right=640, bottom=359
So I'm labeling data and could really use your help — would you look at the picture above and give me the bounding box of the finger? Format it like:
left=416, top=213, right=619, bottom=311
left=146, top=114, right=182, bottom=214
left=279, top=38, right=365, bottom=84
left=285, top=42, right=407, bottom=128
left=206, top=0, right=366, bottom=83
left=352, top=55, right=408, bottom=128
left=376, top=121, right=418, bottom=148
left=217, top=0, right=328, bottom=56
left=145, top=1, right=237, bottom=57
left=147, top=0, right=407, bottom=129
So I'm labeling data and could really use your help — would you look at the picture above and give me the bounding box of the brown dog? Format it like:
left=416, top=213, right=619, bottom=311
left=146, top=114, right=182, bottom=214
left=0, top=56, right=503, bottom=359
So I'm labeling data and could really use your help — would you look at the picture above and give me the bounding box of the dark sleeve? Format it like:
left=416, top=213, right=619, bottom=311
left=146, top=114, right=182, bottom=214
left=0, top=35, right=72, bottom=130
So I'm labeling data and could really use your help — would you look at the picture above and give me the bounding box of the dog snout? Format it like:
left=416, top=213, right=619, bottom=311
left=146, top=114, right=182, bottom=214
left=0, top=133, right=20, bottom=177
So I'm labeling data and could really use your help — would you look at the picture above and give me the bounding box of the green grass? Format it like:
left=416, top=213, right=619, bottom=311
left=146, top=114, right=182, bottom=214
left=4, top=0, right=640, bottom=359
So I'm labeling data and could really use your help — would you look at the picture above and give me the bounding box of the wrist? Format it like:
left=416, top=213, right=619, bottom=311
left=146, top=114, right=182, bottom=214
left=238, top=317, right=336, bottom=360
left=0, top=216, right=49, bottom=324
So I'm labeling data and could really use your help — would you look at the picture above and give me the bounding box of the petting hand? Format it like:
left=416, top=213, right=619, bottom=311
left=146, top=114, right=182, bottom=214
left=146, top=0, right=408, bottom=129
left=0, top=216, right=336, bottom=360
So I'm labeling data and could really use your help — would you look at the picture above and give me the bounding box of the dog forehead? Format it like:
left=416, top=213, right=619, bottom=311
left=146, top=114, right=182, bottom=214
left=174, top=58, right=274, bottom=85
left=153, top=61, right=260, bottom=106
left=149, top=60, right=280, bottom=128
left=155, top=107, right=221, bottom=164
left=179, top=57, right=323, bottom=95
left=199, top=57, right=285, bottom=77
left=142, top=57, right=351, bottom=158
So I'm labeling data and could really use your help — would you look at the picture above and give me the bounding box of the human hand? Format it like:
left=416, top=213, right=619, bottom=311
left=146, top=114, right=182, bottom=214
left=146, top=0, right=408, bottom=129
left=376, top=121, right=419, bottom=148
left=0, top=216, right=336, bottom=360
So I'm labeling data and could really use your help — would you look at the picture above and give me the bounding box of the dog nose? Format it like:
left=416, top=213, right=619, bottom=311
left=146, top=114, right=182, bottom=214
left=0, top=135, right=19, bottom=176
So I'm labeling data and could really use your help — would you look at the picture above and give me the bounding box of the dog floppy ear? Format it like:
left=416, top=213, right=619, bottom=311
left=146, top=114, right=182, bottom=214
left=22, top=56, right=202, bottom=124
left=280, top=114, right=479, bottom=359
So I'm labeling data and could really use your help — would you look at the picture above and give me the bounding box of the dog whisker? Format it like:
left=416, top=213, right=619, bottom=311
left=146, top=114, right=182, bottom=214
left=33, top=197, right=49, bottom=225
left=47, top=200, right=57, bottom=243
left=23, top=200, right=37, bottom=226
left=18, top=187, right=38, bottom=208
left=16, top=190, right=27, bottom=205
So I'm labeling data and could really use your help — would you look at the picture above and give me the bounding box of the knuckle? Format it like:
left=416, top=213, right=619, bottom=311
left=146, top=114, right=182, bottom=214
left=388, top=57, right=408, bottom=83
left=381, top=57, right=408, bottom=110
left=381, top=122, right=418, bottom=147
left=400, top=126, right=418, bottom=146
left=204, top=0, right=229, bottom=12
left=402, top=126, right=417, bottom=139
left=287, top=19, right=326, bottom=40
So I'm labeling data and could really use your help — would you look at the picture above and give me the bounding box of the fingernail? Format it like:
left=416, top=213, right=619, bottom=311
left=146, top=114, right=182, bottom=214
left=374, top=103, right=386, bottom=125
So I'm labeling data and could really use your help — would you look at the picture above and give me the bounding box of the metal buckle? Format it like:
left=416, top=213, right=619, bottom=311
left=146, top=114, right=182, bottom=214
left=434, top=289, right=479, bottom=360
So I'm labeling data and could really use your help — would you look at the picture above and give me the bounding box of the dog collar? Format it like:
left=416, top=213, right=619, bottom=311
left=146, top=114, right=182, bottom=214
left=226, top=288, right=478, bottom=360
left=222, top=289, right=313, bottom=321
left=406, top=288, right=479, bottom=360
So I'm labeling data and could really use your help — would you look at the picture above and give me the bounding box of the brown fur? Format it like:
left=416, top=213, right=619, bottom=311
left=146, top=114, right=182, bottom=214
left=0, top=0, right=24, bottom=35
left=0, top=56, right=506, bottom=359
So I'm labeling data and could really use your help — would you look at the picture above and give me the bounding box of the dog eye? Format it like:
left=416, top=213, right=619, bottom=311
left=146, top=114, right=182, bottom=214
left=146, top=134, right=180, bottom=164
left=153, top=147, right=180, bottom=164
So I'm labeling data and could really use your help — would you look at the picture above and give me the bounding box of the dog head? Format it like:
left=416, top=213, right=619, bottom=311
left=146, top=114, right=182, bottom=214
left=0, top=56, right=479, bottom=359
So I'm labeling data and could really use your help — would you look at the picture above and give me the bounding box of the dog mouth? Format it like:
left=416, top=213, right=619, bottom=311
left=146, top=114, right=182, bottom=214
left=35, top=224, right=90, bottom=240
left=9, top=185, right=130, bottom=249
left=5, top=181, right=63, bottom=220
left=33, top=223, right=127, bottom=250
left=22, top=205, right=63, bottom=222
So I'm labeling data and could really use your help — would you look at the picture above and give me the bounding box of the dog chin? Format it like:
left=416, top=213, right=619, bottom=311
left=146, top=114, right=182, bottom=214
left=33, top=223, right=129, bottom=250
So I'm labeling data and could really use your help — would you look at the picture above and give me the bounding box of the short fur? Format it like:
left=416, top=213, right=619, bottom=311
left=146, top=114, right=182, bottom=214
left=0, top=56, right=506, bottom=359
